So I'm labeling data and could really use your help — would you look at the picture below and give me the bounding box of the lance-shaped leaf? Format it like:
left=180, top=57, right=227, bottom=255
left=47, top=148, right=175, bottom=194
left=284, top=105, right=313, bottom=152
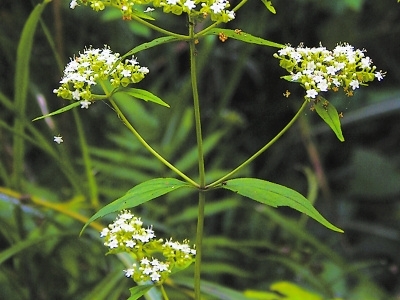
left=128, top=285, right=154, bottom=300
left=121, top=88, right=170, bottom=107
left=314, top=97, right=344, bottom=142
left=260, top=0, right=276, bottom=14
left=81, top=178, right=193, bottom=234
left=32, top=101, right=81, bottom=121
left=111, top=36, right=181, bottom=74
left=122, top=36, right=180, bottom=58
left=222, top=178, right=343, bottom=232
left=205, top=29, right=284, bottom=48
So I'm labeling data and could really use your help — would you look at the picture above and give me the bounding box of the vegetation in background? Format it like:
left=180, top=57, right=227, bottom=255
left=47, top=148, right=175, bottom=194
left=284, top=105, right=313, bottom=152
left=1, top=0, right=400, bottom=299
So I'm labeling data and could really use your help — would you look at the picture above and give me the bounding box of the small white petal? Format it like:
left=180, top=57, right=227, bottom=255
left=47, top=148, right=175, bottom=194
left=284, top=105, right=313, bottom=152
left=54, top=136, right=63, bottom=144
left=144, top=7, right=155, bottom=12
left=80, top=100, right=91, bottom=109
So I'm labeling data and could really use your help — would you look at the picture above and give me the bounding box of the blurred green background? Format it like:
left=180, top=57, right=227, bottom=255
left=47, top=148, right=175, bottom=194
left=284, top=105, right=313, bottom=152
left=1, top=0, right=400, bottom=299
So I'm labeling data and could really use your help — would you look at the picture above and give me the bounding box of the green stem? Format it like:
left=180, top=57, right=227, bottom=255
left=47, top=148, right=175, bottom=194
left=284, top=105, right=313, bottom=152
left=160, top=284, right=170, bottom=300
left=188, top=16, right=206, bottom=300
left=108, top=98, right=198, bottom=187
left=194, top=191, right=205, bottom=300
left=130, top=14, right=188, bottom=40
left=189, top=22, right=206, bottom=187
left=207, top=99, right=309, bottom=188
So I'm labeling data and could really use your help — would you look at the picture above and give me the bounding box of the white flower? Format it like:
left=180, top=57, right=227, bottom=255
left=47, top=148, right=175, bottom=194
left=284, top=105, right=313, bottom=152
left=142, top=266, right=153, bottom=275
left=72, top=89, right=81, bottom=100
left=226, top=10, right=235, bottom=20
left=70, top=0, right=79, bottom=9
left=375, top=71, right=385, bottom=81
left=121, top=69, right=131, bottom=77
left=138, top=67, right=149, bottom=74
left=184, top=0, right=196, bottom=10
left=291, top=72, right=302, bottom=81
left=126, top=240, right=136, bottom=248
left=80, top=100, right=91, bottom=109
left=290, top=51, right=302, bottom=63
left=313, top=75, right=324, bottom=83
left=100, top=228, right=109, bottom=237
left=124, top=268, right=134, bottom=277
left=126, top=57, right=139, bottom=65
left=141, top=258, right=151, bottom=265
left=144, top=7, right=155, bottom=12
left=306, top=61, right=316, bottom=72
left=210, top=0, right=225, bottom=13
left=317, top=79, right=329, bottom=92
left=334, top=62, right=345, bottom=71
left=150, top=272, right=161, bottom=282
left=107, top=239, right=119, bottom=249
left=360, top=57, right=372, bottom=69
left=155, top=262, right=169, bottom=272
left=349, top=79, right=360, bottom=90
left=278, top=46, right=294, bottom=56
left=332, top=78, right=341, bottom=87
left=119, top=210, right=134, bottom=220
left=54, top=135, right=63, bottom=144
left=326, top=65, right=337, bottom=75
left=306, top=89, right=318, bottom=99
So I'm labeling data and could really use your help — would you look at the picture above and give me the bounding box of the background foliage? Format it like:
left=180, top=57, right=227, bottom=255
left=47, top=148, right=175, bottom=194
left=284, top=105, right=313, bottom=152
left=1, top=0, right=400, bottom=299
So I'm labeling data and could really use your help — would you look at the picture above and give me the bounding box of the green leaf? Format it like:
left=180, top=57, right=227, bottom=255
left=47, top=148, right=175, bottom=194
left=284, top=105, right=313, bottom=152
left=222, top=178, right=343, bottom=232
left=81, top=178, right=193, bottom=234
left=314, top=97, right=344, bottom=142
left=12, top=0, right=50, bottom=187
left=205, top=29, right=284, bottom=49
left=14, top=0, right=49, bottom=112
left=344, top=0, right=364, bottom=11
left=269, top=281, right=324, bottom=300
left=260, top=0, right=276, bottom=14
left=244, top=289, right=280, bottom=300
left=173, top=277, right=252, bottom=300
left=82, top=268, right=124, bottom=300
left=121, top=88, right=170, bottom=107
left=0, top=232, right=74, bottom=265
left=122, top=36, right=180, bottom=58
left=32, top=101, right=81, bottom=121
left=128, top=284, right=154, bottom=300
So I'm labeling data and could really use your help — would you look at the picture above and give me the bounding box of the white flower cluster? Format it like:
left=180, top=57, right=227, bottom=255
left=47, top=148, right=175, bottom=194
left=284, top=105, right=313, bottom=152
left=69, top=0, right=235, bottom=22
left=100, top=210, right=196, bottom=283
left=53, top=45, right=149, bottom=107
left=124, top=257, right=170, bottom=282
left=100, top=210, right=155, bottom=251
left=274, top=43, right=385, bottom=100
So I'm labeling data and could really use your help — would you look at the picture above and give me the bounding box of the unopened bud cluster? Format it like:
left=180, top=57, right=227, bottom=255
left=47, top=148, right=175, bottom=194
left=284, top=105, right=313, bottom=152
left=53, top=45, right=149, bottom=108
left=70, top=0, right=235, bottom=22
left=100, top=210, right=196, bottom=284
left=274, top=43, right=385, bottom=100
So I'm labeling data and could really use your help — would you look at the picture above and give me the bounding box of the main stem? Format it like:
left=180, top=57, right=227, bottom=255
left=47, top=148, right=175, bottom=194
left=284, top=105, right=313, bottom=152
left=188, top=17, right=206, bottom=300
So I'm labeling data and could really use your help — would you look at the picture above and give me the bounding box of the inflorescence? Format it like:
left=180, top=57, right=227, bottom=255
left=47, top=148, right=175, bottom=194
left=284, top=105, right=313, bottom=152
left=53, top=46, right=149, bottom=108
left=69, top=0, right=235, bottom=22
left=274, top=43, right=385, bottom=100
left=100, top=210, right=196, bottom=284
